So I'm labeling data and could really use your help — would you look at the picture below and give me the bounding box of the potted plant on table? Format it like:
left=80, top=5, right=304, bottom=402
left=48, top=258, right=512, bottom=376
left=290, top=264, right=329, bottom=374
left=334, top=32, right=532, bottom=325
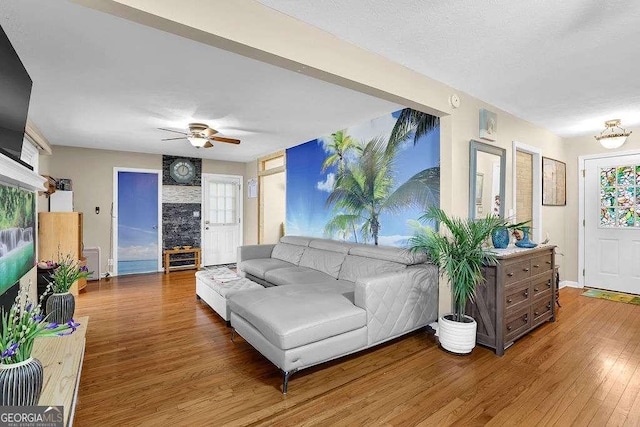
left=46, top=254, right=91, bottom=324
left=0, top=281, right=80, bottom=405
left=408, top=207, right=502, bottom=354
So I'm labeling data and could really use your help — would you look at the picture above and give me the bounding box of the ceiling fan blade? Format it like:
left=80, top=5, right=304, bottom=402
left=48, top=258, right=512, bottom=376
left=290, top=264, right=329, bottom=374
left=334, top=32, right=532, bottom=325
left=158, top=127, right=188, bottom=135
left=211, top=136, right=241, bottom=144
left=203, top=141, right=214, bottom=148
left=161, top=137, right=187, bottom=141
left=201, top=127, right=219, bottom=138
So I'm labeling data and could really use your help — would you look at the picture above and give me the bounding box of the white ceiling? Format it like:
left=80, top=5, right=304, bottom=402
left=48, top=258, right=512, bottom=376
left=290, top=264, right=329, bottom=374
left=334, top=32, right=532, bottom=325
left=2, top=1, right=639, bottom=163
left=259, top=0, right=640, bottom=137
left=0, top=1, right=400, bottom=162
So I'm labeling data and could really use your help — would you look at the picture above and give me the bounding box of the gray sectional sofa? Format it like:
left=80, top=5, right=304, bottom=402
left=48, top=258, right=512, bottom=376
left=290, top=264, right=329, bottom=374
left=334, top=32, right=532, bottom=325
left=228, top=236, right=439, bottom=393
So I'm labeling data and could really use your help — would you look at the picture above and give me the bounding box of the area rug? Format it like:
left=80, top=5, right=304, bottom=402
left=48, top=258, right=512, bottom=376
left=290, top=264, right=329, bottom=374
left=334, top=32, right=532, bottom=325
left=582, top=289, right=640, bottom=305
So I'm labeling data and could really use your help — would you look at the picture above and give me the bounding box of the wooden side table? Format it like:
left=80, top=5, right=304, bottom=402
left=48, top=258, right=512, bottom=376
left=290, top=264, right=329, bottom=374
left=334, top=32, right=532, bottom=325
left=33, top=316, right=88, bottom=426
left=163, top=248, right=201, bottom=274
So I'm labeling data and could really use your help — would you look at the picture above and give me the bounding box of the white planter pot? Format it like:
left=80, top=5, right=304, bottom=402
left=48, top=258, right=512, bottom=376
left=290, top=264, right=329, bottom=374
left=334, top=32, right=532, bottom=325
left=438, top=314, right=477, bottom=354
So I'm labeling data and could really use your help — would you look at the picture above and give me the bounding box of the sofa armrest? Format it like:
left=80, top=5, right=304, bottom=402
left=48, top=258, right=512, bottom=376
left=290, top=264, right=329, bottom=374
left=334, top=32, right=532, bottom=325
left=354, top=264, right=439, bottom=346
left=237, top=244, right=276, bottom=263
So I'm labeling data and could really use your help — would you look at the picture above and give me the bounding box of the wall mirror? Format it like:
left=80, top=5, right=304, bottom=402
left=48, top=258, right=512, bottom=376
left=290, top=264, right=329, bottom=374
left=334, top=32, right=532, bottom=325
left=469, top=140, right=506, bottom=220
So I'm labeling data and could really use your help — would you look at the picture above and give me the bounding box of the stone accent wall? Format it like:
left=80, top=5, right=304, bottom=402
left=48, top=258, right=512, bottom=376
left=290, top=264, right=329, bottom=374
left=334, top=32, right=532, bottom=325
left=162, top=155, right=202, bottom=251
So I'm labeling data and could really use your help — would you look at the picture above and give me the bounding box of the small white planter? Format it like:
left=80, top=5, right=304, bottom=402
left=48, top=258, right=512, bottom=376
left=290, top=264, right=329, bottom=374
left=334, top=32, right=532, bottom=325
left=438, top=314, right=477, bottom=354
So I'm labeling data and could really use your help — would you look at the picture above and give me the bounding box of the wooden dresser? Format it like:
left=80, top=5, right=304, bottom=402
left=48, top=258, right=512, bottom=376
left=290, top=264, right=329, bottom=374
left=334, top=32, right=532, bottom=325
left=466, top=245, right=556, bottom=356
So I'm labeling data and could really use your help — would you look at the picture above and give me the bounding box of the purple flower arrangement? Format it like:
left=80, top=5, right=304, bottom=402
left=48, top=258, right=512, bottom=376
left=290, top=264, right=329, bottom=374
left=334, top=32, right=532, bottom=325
left=49, top=253, right=92, bottom=293
left=0, top=281, right=80, bottom=364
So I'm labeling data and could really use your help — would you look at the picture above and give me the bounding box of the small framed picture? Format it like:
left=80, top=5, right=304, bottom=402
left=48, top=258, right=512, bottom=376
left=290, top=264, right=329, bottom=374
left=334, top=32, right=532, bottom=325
left=542, top=157, right=566, bottom=206
left=479, top=109, right=497, bottom=141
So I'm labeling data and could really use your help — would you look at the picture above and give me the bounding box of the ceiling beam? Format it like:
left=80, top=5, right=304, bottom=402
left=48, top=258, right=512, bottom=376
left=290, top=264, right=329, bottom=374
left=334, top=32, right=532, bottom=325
left=72, top=0, right=453, bottom=117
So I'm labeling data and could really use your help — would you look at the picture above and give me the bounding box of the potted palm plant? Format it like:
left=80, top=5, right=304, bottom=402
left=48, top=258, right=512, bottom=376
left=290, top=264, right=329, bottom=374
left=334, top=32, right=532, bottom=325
left=409, top=207, right=502, bottom=354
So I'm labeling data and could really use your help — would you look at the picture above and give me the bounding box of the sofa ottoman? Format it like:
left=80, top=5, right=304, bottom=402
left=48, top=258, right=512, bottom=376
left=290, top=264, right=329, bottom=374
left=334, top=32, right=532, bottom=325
left=195, top=269, right=263, bottom=321
left=228, top=284, right=368, bottom=393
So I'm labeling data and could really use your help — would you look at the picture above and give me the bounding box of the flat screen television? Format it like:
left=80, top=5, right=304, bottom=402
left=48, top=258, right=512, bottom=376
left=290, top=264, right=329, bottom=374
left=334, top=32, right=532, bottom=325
left=0, top=23, right=33, bottom=170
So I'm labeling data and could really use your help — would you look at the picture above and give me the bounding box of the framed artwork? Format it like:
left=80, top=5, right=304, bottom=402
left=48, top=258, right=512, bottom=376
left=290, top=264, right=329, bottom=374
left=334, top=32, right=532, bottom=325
left=542, top=157, right=566, bottom=206
left=479, top=109, right=497, bottom=141
left=475, top=172, right=484, bottom=204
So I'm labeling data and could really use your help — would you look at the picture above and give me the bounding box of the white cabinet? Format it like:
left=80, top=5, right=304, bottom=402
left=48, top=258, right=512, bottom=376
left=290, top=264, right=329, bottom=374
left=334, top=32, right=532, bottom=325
left=49, top=190, right=73, bottom=211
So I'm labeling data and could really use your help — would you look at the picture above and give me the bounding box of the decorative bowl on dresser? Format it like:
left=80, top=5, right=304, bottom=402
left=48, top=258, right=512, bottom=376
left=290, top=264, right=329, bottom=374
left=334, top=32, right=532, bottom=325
left=466, top=245, right=556, bottom=356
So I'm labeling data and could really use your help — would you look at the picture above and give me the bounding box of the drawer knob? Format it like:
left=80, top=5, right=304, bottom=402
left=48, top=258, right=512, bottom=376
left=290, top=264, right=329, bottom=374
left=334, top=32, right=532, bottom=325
left=523, top=291, right=529, bottom=297
left=507, top=298, right=513, bottom=303
left=546, top=261, right=552, bottom=264
left=533, top=264, right=540, bottom=268
left=547, top=280, right=552, bottom=287
left=534, top=310, right=539, bottom=316
left=507, top=325, right=512, bottom=331
left=534, top=287, right=539, bottom=292
left=547, top=303, right=551, bottom=309
left=523, top=314, right=528, bottom=322
left=507, top=272, right=514, bottom=277
left=523, top=268, right=530, bottom=272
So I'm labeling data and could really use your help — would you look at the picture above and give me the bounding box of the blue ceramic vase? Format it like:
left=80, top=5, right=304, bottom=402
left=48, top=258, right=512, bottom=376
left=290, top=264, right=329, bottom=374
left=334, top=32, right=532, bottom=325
left=491, top=227, right=510, bottom=249
left=515, top=226, right=537, bottom=248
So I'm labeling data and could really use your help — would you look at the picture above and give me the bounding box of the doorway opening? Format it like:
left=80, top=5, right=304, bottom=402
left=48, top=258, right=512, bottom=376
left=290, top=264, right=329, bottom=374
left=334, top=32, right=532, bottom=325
left=258, top=151, right=286, bottom=244
left=512, top=141, right=542, bottom=243
left=112, top=168, right=162, bottom=276
left=201, top=174, right=243, bottom=266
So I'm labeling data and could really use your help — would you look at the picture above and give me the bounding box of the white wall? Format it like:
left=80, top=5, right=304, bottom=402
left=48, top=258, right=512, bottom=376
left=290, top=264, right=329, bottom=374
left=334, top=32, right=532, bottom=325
left=40, top=146, right=246, bottom=273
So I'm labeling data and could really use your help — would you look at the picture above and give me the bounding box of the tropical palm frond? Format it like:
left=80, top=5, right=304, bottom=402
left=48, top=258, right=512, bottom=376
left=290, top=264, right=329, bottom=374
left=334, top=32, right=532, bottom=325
left=323, top=213, right=362, bottom=241
left=389, top=108, right=440, bottom=151
left=409, top=207, right=502, bottom=321
left=383, top=167, right=440, bottom=214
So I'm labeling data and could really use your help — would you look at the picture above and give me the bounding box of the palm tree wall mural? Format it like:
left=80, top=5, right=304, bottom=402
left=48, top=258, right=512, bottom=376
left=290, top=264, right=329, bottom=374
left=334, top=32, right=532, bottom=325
left=285, top=108, right=440, bottom=247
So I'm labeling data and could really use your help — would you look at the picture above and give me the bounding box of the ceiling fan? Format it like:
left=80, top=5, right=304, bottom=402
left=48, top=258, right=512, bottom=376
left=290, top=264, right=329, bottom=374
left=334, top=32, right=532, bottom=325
left=158, top=123, right=241, bottom=148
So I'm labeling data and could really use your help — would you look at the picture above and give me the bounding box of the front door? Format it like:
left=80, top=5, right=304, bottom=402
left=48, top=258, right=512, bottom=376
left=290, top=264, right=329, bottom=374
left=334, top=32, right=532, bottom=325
left=114, top=169, right=161, bottom=275
left=202, top=174, right=242, bottom=266
left=584, top=155, right=640, bottom=293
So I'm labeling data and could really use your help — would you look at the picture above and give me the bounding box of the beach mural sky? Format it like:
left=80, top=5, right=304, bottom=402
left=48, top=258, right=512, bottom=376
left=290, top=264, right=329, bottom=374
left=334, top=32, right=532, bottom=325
left=286, top=108, right=440, bottom=247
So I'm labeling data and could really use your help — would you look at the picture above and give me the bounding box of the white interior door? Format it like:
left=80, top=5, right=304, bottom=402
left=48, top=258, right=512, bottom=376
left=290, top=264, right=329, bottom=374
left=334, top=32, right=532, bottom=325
left=202, top=174, right=242, bottom=266
left=585, top=155, right=640, bottom=294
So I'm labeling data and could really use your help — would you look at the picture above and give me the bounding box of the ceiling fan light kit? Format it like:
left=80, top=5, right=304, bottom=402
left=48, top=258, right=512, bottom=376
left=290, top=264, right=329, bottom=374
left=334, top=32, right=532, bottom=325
left=187, top=135, right=209, bottom=148
left=159, top=122, right=241, bottom=148
left=595, top=119, right=632, bottom=149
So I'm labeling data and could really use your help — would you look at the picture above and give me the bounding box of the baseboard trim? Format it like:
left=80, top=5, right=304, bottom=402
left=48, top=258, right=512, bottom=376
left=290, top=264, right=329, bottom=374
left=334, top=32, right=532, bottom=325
left=560, top=280, right=581, bottom=289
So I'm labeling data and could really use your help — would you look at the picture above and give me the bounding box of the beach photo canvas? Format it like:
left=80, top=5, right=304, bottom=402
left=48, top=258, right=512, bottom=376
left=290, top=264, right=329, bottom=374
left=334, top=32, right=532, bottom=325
left=286, top=108, right=440, bottom=247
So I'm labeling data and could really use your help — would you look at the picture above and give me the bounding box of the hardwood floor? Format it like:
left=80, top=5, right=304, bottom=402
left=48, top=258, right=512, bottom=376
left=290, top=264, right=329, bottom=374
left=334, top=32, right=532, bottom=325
left=74, top=272, right=640, bottom=426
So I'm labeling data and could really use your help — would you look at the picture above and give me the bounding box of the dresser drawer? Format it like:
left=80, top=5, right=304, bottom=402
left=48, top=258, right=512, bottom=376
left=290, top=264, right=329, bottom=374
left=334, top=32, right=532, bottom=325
left=505, top=306, right=531, bottom=343
left=505, top=281, right=531, bottom=313
left=532, top=298, right=553, bottom=327
left=531, top=275, right=553, bottom=300
left=504, top=260, right=532, bottom=285
left=530, top=253, right=553, bottom=275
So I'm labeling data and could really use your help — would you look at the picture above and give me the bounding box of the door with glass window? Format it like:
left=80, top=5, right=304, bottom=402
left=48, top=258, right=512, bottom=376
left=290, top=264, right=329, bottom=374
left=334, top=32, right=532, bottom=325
left=584, top=155, right=640, bottom=293
left=202, top=175, right=242, bottom=265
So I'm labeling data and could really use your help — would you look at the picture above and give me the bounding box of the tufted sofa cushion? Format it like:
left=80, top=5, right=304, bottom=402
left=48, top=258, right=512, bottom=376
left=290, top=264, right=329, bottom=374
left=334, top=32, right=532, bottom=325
left=239, top=258, right=294, bottom=280
left=228, top=284, right=366, bottom=350
left=338, top=254, right=406, bottom=283
left=299, top=247, right=346, bottom=278
left=265, top=266, right=336, bottom=287
left=348, top=244, right=427, bottom=265
left=271, top=243, right=306, bottom=265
